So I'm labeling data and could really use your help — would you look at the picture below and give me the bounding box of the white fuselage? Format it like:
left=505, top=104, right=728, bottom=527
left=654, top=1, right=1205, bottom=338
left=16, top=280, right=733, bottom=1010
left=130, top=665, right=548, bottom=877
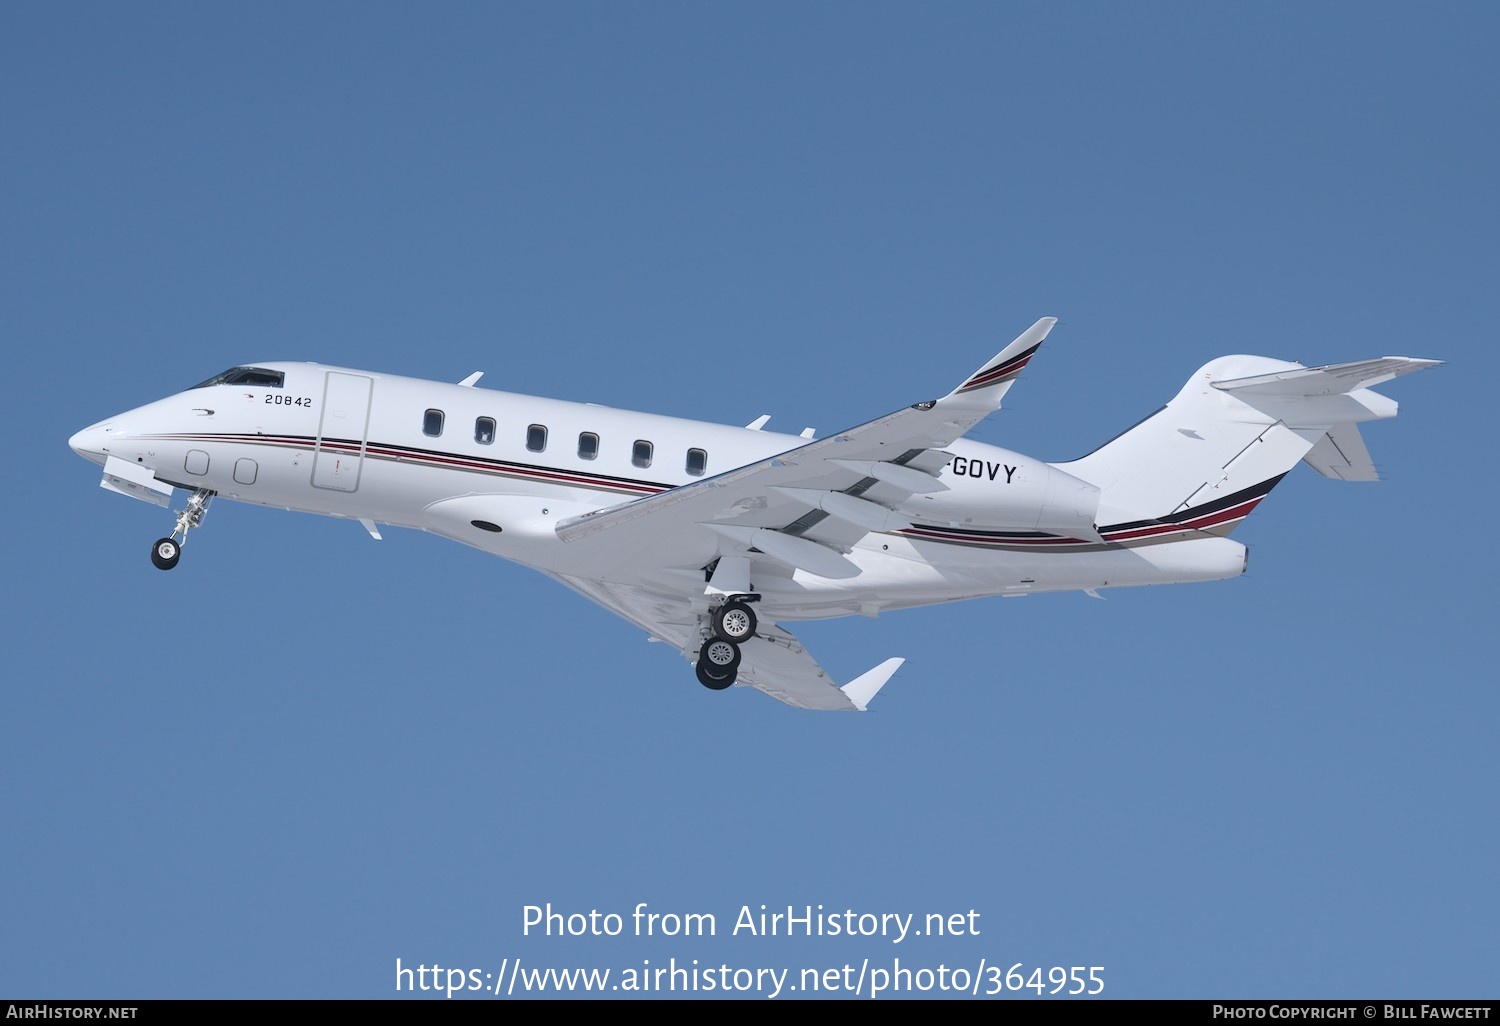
left=69, top=361, right=1246, bottom=622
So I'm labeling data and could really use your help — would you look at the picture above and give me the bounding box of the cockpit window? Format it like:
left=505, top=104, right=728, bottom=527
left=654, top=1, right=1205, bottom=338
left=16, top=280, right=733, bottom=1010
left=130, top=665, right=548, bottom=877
left=190, top=366, right=285, bottom=389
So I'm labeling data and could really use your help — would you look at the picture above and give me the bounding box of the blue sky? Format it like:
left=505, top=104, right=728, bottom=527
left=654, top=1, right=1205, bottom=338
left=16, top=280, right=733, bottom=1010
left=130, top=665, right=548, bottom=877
left=4, top=1, right=1495, bottom=1000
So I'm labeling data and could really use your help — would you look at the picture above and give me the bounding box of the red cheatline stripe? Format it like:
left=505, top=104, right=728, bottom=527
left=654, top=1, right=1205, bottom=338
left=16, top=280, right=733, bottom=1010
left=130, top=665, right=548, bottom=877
left=900, top=494, right=1266, bottom=549
left=141, top=433, right=669, bottom=496
left=359, top=445, right=666, bottom=494
left=899, top=527, right=1094, bottom=548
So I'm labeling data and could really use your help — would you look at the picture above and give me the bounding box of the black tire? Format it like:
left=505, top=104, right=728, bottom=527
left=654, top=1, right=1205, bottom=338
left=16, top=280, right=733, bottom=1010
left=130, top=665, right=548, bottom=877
left=695, top=637, right=740, bottom=690
left=150, top=537, right=181, bottom=571
left=713, top=601, right=757, bottom=643
left=695, top=658, right=735, bottom=690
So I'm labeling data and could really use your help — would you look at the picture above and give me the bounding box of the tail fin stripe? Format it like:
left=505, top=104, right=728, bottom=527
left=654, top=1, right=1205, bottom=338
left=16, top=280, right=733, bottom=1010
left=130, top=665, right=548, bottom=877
left=1103, top=497, right=1266, bottom=542
left=1100, top=476, right=1285, bottom=534
left=1162, top=473, right=1285, bottom=523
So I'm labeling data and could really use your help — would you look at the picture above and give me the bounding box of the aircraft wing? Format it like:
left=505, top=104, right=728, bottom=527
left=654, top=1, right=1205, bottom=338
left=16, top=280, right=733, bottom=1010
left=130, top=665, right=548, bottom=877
left=549, top=573, right=904, bottom=711
left=554, top=317, right=1055, bottom=570
left=542, top=318, right=1054, bottom=708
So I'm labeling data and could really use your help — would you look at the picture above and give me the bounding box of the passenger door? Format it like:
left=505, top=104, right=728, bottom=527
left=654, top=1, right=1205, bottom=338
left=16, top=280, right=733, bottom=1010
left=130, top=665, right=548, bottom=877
left=311, top=372, right=373, bottom=492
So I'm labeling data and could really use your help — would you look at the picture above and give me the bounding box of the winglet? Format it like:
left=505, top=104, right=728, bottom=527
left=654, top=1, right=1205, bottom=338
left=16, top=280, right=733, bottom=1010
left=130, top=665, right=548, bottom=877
left=840, top=657, right=904, bottom=711
left=942, top=317, right=1056, bottom=408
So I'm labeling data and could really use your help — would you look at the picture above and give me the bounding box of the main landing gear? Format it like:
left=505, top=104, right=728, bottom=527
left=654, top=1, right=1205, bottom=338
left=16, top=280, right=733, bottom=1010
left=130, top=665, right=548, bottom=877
left=150, top=488, right=214, bottom=571
left=694, top=597, right=759, bottom=691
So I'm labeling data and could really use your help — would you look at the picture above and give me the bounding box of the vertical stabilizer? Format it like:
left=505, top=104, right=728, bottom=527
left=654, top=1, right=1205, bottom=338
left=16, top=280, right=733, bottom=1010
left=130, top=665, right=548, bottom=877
left=1058, top=355, right=1439, bottom=535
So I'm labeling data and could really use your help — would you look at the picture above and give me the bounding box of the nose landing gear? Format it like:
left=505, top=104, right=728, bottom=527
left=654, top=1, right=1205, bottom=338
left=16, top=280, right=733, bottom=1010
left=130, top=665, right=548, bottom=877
left=694, top=596, right=760, bottom=691
left=150, top=488, right=214, bottom=571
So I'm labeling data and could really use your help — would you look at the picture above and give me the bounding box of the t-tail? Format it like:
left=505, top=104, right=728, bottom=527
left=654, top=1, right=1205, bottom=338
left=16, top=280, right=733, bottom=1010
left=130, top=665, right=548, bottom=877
left=1056, top=354, right=1441, bottom=543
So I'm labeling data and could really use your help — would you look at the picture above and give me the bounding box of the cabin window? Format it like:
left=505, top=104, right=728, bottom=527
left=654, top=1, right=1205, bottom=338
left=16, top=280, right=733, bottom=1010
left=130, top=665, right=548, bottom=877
left=526, top=424, right=548, bottom=452
left=632, top=439, right=653, bottom=469
left=578, top=432, right=599, bottom=461
left=423, top=409, right=445, bottom=437
left=686, top=448, right=707, bottom=476
left=475, top=417, right=496, bottom=445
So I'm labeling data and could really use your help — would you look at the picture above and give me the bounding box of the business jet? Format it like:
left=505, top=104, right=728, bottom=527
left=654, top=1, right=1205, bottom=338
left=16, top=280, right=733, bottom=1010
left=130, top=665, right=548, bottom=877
left=68, top=318, right=1438, bottom=711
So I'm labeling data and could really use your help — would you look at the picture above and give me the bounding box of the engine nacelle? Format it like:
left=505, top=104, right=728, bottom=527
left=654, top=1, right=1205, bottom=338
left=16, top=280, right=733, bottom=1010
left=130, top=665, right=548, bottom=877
left=895, top=449, right=1101, bottom=538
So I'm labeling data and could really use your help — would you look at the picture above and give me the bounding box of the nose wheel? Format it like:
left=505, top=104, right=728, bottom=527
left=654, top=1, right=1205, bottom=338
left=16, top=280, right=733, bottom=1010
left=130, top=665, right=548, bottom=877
left=151, top=538, right=181, bottom=570
left=150, top=488, right=214, bottom=571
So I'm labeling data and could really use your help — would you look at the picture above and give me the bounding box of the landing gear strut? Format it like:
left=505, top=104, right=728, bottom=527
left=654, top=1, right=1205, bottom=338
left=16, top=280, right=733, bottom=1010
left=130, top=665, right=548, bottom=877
left=694, top=595, right=760, bottom=691
left=151, top=488, right=214, bottom=571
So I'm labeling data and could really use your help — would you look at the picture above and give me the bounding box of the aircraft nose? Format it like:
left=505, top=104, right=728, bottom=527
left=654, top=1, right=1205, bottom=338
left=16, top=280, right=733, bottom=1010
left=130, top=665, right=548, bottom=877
left=68, top=423, right=110, bottom=463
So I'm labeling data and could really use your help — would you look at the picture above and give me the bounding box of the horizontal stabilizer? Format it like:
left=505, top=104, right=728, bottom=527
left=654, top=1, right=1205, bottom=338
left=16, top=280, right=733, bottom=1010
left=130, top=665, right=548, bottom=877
left=1303, top=423, right=1380, bottom=481
left=840, top=657, right=904, bottom=711
left=1212, top=357, right=1441, bottom=397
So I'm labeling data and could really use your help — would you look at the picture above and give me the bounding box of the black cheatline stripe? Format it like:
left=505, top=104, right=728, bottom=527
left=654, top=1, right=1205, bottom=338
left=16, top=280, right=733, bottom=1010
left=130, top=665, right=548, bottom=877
left=900, top=473, right=1289, bottom=549
left=332, top=436, right=668, bottom=492
left=906, top=524, right=1056, bottom=541
left=899, top=521, right=1099, bottom=547
left=898, top=526, right=1103, bottom=550
left=364, top=446, right=663, bottom=494
left=148, top=431, right=671, bottom=495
